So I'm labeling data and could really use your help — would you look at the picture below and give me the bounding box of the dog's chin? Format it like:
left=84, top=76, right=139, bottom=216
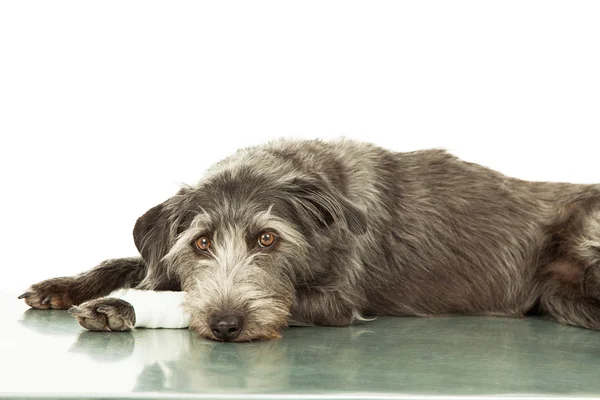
left=209, top=330, right=282, bottom=342
left=186, top=304, right=291, bottom=342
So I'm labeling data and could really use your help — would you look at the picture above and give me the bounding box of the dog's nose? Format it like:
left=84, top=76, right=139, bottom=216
left=209, top=312, right=244, bottom=341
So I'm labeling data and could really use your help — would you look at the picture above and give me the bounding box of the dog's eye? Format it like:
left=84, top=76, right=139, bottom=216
left=194, top=236, right=211, bottom=251
left=258, top=231, right=276, bottom=248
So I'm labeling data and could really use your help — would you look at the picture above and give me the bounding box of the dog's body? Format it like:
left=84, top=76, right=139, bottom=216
left=20, top=139, right=600, bottom=341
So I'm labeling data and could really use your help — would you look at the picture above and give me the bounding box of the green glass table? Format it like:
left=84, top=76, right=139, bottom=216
left=1, top=291, right=599, bottom=399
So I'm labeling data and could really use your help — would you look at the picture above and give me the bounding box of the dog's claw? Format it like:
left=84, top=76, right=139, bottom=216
left=70, top=299, right=135, bottom=332
left=41, top=296, right=51, bottom=305
left=17, top=292, right=30, bottom=299
left=68, top=306, right=82, bottom=316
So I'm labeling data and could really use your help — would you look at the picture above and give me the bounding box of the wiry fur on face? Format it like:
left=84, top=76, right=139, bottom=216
left=132, top=146, right=366, bottom=341
left=129, top=138, right=600, bottom=341
left=169, top=209, right=303, bottom=341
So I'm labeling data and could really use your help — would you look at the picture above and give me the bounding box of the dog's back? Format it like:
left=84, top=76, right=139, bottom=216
left=208, top=139, right=600, bottom=323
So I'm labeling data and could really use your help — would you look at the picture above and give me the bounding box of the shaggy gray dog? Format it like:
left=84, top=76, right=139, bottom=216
left=19, top=139, right=600, bottom=341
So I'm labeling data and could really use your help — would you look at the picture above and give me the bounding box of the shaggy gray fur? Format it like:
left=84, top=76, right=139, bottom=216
left=20, top=139, right=600, bottom=341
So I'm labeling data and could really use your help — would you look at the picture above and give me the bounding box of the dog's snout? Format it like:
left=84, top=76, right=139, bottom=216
left=209, top=312, right=244, bottom=341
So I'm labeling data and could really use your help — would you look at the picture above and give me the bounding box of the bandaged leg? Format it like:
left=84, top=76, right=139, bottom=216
left=109, top=289, right=190, bottom=328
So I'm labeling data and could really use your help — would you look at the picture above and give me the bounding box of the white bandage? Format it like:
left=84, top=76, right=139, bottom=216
left=109, top=289, right=190, bottom=329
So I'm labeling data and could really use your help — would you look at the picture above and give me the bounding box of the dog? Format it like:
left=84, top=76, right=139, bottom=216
left=19, top=138, right=600, bottom=341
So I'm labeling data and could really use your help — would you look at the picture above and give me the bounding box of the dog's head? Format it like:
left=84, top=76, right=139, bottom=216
left=133, top=158, right=366, bottom=342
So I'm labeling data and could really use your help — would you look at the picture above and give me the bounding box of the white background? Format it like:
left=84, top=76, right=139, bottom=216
left=1, top=1, right=599, bottom=294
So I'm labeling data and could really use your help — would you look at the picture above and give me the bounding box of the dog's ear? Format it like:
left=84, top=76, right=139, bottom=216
left=285, top=176, right=367, bottom=234
left=133, top=200, right=175, bottom=269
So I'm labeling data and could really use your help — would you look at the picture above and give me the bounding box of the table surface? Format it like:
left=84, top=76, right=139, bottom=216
left=1, top=291, right=599, bottom=400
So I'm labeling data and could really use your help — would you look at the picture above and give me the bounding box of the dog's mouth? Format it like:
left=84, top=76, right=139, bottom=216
left=202, top=321, right=284, bottom=342
left=194, top=308, right=288, bottom=342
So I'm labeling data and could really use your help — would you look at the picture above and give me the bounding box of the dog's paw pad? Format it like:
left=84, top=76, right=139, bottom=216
left=70, top=298, right=135, bottom=332
left=19, top=278, right=75, bottom=310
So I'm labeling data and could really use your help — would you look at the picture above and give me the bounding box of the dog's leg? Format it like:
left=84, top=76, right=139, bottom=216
left=19, top=257, right=148, bottom=310
left=565, top=208, right=600, bottom=301
left=539, top=204, right=600, bottom=329
left=583, top=263, right=600, bottom=299
left=540, top=293, right=600, bottom=330
left=291, top=290, right=360, bottom=327
left=577, top=210, right=600, bottom=300
left=70, top=290, right=189, bottom=331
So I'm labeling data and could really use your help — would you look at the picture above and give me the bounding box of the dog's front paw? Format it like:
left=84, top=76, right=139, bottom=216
left=18, top=277, right=76, bottom=310
left=69, top=298, right=135, bottom=332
